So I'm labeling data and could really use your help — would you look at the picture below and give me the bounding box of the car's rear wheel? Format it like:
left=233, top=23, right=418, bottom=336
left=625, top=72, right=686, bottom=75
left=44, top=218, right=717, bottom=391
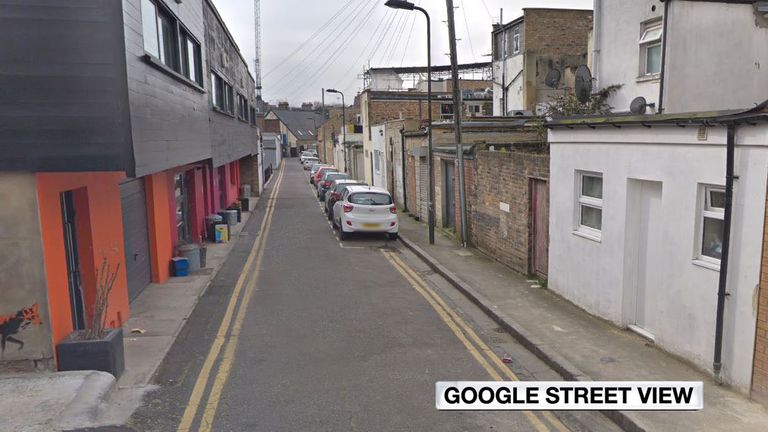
left=339, top=225, right=350, bottom=240
left=388, top=232, right=398, bottom=240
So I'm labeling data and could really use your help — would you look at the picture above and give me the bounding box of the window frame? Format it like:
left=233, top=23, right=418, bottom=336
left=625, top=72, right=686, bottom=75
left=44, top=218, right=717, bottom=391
left=511, top=27, right=521, bottom=55
left=575, top=171, right=603, bottom=240
left=141, top=0, right=204, bottom=90
left=639, top=20, right=663, bottom=77
left=695, top=185, right=726, bottom=268
left=237, top=93, right=249, bottom=122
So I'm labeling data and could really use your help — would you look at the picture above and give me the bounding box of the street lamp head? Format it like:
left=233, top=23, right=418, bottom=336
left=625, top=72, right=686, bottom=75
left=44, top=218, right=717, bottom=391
left=385, top=0, right=415, bottom=11
left=326, top=88, right=341, bottom=94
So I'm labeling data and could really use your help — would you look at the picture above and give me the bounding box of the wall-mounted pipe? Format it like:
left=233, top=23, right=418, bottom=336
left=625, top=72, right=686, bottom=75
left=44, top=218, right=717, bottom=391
left=658, top=0, right=671, bottom=113
left=713, top=122, right=736, bottom=383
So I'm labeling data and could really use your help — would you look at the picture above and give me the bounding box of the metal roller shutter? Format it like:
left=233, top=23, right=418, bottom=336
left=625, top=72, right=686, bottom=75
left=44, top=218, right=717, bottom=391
left=120, top=179, right=152, bottom=302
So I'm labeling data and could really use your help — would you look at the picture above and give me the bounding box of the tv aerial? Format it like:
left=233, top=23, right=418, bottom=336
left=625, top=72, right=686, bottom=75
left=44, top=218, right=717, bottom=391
left=629, top=96, right=656, bottom=115
left=574, top=65, right=593, bottom=103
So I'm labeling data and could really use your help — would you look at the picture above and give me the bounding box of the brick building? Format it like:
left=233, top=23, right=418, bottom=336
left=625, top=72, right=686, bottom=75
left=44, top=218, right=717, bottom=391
left=753, top=197, right=768, bottom=406
left=492, top=8, right=592, bottom=115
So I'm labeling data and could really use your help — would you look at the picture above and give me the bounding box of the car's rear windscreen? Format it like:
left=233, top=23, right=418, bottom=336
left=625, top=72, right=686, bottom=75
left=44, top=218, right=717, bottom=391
left=349, top=193, right=392, bottom=205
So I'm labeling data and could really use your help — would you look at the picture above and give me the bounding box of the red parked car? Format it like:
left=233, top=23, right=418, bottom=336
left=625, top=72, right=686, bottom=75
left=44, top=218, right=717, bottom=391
left=313, top=166, right=338, bottom=185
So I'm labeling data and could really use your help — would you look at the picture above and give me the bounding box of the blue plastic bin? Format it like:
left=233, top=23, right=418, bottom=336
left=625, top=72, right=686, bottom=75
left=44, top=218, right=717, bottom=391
left=172, top=257, right=189, bottom=277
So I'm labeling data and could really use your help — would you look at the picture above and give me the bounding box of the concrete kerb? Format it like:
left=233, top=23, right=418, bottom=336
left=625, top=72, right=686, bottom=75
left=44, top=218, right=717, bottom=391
left=55, top=371, right=116, bottom=430
left=397, top=235, right=647, bottom=432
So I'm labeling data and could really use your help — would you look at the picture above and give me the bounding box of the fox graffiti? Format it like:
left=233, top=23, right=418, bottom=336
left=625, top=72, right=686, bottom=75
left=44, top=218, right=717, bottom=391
left=0, top=303, right=43, bottom=354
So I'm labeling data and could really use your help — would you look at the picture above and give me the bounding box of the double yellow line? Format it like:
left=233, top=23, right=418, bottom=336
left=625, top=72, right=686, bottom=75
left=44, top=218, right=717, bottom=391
left=177, top=164, right=286, bottom=432
left=381, top=250, right=570, bottom=432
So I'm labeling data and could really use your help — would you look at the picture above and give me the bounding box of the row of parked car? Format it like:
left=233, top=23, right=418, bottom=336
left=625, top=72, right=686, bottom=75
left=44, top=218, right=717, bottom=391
left=303, top=157, right=399, bottom=240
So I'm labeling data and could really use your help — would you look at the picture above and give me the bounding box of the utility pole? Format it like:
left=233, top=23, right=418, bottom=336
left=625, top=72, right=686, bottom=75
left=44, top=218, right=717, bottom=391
left=445, top=0, right=468, bottom=246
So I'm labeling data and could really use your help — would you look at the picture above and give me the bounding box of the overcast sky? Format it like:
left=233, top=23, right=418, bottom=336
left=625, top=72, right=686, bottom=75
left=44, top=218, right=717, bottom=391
left=212, top=0, right=592, bottom=105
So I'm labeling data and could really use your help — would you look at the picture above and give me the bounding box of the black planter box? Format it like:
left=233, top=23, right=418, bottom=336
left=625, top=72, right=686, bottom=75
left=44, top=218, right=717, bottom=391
left=57, top=327, right=125, bottom=378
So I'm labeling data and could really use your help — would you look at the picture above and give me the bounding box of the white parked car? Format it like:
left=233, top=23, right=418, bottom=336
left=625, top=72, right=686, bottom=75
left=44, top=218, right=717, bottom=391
left=302, top=157, right=319, bottom=170
left=300, top=150, right=318, bottom=164
left=332, top=186, right=398, bottom=240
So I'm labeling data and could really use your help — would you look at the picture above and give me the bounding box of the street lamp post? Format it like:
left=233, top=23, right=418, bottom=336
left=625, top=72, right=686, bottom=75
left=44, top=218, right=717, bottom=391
left=385, top=0, right=434, bottom=245
left=326, top=89, right=346, bottom=174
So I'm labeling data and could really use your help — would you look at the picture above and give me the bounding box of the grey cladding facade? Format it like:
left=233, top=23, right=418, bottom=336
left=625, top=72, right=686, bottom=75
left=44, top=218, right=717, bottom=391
left=124, top=0, right=212, bottom=178
left=0, top=0, right=133, bottom=172
left=1, top=0, right=258, bottom=176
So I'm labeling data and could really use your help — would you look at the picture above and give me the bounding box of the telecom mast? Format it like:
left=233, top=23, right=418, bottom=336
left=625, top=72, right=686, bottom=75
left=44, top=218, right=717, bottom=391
left=254, top=0, right=263, bottom=107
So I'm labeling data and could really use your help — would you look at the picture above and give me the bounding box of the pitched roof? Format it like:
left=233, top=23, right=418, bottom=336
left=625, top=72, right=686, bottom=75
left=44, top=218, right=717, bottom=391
left=268, top=109, right=324, bottom=140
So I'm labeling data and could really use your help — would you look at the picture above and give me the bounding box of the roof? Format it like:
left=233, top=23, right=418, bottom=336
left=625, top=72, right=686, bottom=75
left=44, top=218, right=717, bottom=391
left=546, top=100, right=768, bottom=129
left=268, top=109, right=325, bottom=140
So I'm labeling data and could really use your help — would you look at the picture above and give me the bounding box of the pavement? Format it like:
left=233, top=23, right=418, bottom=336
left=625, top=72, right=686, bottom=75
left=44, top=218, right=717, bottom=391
left=0, top=195, right=257, bottom=431
left=396, top=215, right=768, bottom=432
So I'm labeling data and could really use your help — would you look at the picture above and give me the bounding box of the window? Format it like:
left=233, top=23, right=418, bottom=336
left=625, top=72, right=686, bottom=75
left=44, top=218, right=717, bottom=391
left=225, top=84, right=234, bottom=114
left=511, top=27, right=520, bottom=54
left=374, top=150, right=381, bottom=172
left=639, top=21, right=663, bottom=76
left=141, top=0, right=159, bottom=57
left=349, top=193, right=392, bottom=206
left=142, top=0, right=201, bottom=85
left=211, top=72, right=225, bottom=110
left=249, top=107, right=257, bottom=126
left=698, top=186, right=725, bottom=263
left=180, top=32, right=202, bottom=85
left=577, top=172, right=603, bottom=236
left=237, top=93, right=248, bottom=121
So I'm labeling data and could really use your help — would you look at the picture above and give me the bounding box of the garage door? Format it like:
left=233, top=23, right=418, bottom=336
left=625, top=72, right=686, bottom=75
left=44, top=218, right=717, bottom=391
left=418, top=157, right=429, bottom=222
left=120, top=179, right=152, bottom=302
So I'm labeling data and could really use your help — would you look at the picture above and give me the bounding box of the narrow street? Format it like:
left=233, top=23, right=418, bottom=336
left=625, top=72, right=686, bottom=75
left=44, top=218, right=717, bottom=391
left=124, top=162, right=618, bottom=432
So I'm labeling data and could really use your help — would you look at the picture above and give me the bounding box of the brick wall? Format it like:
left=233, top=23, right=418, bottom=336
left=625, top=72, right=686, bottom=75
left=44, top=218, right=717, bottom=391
left=318, top=106, right=359, bottom=164
left=470, top=145, right=549, bottom=275
left=522, top=9, right=592, bottom=112
left=752, top=192, right=768, bottom=406
left=523, top=9, right=592, bottom=56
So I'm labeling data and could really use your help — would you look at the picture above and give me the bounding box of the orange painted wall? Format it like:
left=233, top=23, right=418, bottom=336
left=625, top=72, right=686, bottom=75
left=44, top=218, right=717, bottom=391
left=36, top=172, right=129, bottom=345
left=145, top=172, right=173, bottom=283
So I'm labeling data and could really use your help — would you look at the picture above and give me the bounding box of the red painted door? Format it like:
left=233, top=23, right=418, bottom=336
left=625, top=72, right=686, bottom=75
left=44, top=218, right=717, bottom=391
left=531, top=179, right=549, bottom=278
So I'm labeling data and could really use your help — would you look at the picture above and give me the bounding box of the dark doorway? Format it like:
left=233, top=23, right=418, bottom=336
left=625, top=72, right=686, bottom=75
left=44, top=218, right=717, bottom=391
left=218, top=166, right=227, bottom=210
left=60, top=191, right=86, bottom=330
left=443, top=160, right=456, bottom=229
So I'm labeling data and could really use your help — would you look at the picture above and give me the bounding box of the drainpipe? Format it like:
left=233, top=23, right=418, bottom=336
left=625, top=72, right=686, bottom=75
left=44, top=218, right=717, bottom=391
left=592, top=0, right=601, bottom=88
left=400, top=127, right=409, bottom=213
left=713, top=122, right=736, bottom=383
left=658, top=0, right=671, bottom=113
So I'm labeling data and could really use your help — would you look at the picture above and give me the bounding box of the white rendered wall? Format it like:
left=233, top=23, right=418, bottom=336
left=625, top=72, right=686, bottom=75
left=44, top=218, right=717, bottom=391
left=664, top=2, right=768, bottom=113
left=548, top=125, right=768, bottom=393
left=596, top=0, right=661, bottom=113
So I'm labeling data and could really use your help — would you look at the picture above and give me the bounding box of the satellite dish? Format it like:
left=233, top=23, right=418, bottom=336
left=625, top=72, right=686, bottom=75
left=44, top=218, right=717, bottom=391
left=544, top=68, right=561, bottom=88
left=574, top=65, right=593, bottom=103
left=629, top=96, right=656, bottom=115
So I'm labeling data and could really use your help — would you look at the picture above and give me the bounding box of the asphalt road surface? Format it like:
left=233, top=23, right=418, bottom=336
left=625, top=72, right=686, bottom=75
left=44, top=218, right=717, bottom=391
left=118, top=161, right=620, bottom=432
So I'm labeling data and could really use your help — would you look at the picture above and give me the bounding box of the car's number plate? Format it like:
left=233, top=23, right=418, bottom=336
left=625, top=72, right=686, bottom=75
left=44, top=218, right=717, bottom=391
left=362, top=223, right=380, bottom=228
